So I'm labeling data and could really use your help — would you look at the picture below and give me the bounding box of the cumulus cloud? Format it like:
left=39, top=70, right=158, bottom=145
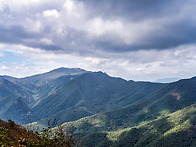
left=43, top=9, right=60, bottom=18
left=0, top=0, right=196, bottom=55
left=1, top=42, right=195, bottom=81
left=0, top=0, right=196, bottom=81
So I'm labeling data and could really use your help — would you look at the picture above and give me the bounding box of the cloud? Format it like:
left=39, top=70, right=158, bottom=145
left=0, top=52, right=3, bottom=57
left=0, top=65, right=9, bottom=70
left=0, top=42, right=195, bottom=81
left=0, top=0, right=196, bottom=81
left=43, top=9, right=60, bottom=18
left=0, top=0, right=196, bottom=56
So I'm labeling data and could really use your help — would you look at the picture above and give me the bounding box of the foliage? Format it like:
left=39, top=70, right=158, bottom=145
left=0, top=119, right=82, bottom=147
left=38, top=119, right=80, bottom=147
left=57, top=103, right=196, bottom=146
left=8, top=119, right=15, bottom=128
left=0, top=126, right=13, bottom=146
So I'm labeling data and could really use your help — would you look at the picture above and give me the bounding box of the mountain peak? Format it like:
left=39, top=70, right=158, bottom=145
left=49, top=67, right=86, bottom=74
left=20, top=67, right=88, bottom=85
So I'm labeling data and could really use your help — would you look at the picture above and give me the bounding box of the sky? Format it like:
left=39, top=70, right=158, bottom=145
left=0, top=0, right=196, bottom=82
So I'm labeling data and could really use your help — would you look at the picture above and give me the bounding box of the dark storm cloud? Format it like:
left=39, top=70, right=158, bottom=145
left=27, top=42, right=63, bottom=51
left=79, top=0, right=196, bottom=52
left=80, top=0, right=184, bottom=21
left=0, top=24, right=35, bottom=44
left=0, top=0, right=196, bottom=55
left=90, top=21, right=196, bottom=53
left=4, top=25, right=39, bottom=38
left=0, top=23, right=62, bottom=51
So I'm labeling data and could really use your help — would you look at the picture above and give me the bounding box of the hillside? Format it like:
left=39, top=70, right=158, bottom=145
left=0, top=78, right=36, bottom=124
left=0, top=68, right=89, bottom=124
left=1, top=97, right=37, bottom=124
left=0, top=119, right=40, bottom=146
left=48, top=77, right=196, bottom=146
left=77, top=103, right=196, bottom=147
left=0, top=78, right=34, bottom=105
left=32, top=71, right=165, bottom=125
left=0, top=119, right=80, bottom=146
left=2, top=67, right=88, bottom=103
left=112, top=103, right=196, bottom=147
left=0, top=68, right=196, bottom=146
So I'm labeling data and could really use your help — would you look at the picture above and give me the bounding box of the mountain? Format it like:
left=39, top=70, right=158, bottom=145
left=0, top=68, right=88, bottom=124
left=31, top=71, right=165, bottom=124
left=111, top=103, right=196, bottom=147
left=50, top=77, right=196, bottom=146
left=73, top=103, right=196, bottom=147
left=2, top=67, right=88, bottom=104
left=19, top=67, right=87, bottom=87
left=1, top=67, right=196, bottom=146
left=6, top=67, right=86, bottom=94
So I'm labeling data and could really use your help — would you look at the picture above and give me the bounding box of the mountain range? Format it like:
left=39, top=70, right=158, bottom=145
left=0, top=67, right=196, bottom=146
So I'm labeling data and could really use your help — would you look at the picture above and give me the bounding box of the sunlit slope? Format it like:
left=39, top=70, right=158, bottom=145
left=55, top=77, right=196, bottom=146
left=77, top=103, right=196, bottom=146
left=59, top=77, right=195, bottom=130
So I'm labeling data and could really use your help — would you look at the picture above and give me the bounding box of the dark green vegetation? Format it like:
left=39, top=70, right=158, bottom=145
left=32, top=72, right=165, bottom=126
left=0, top=67, right=196, bottom=146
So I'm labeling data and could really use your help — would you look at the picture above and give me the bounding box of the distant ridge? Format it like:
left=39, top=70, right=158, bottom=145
left=18, top=67, right=88, bottom=88
left=22, top=67, right=87, bottom=80
left=155, top=77, right=180, bottom=83
left=49, top=67, right=86, bottom=73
